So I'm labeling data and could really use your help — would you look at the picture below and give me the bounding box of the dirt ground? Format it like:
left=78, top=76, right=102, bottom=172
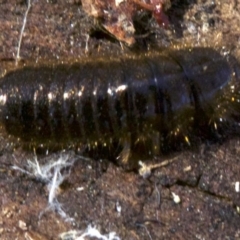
left=0, top=0, right=240, bottom=239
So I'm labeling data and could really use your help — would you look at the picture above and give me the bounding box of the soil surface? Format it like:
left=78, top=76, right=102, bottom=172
left=0, top=0, right=240, bottom=239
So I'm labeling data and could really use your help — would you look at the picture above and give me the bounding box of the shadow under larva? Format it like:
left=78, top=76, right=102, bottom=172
left=0, top=47, right=239, bottom=168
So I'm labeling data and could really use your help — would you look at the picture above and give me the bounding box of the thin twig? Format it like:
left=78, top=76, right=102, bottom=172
left=139, top=156, right=179, bottom=178
left=16, top=0, right=31, bottom=64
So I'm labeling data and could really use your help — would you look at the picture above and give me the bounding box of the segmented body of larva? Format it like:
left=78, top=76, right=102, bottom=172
left=0, top=48, right=239, bottom=167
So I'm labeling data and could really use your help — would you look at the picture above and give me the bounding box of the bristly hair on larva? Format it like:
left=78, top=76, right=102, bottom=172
left=0, top=47, right=240, bottom=169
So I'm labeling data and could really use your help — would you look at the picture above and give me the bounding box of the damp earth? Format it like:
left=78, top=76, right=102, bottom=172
left=0, top=0, right=240, bottom=239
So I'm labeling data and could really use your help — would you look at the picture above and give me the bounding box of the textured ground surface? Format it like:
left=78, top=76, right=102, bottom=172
left=0, top=0, right=240, bottom=239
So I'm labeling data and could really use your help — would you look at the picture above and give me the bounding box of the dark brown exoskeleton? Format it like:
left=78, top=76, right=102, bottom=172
left=0, top=48, right=238, bottom=168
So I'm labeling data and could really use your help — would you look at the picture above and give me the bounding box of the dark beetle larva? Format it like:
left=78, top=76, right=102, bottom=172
left=0, top=47, right=239, bottom=167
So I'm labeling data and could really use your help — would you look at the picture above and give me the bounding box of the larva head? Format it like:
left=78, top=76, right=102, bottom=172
left=168, top=48, right=232, bottom=106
